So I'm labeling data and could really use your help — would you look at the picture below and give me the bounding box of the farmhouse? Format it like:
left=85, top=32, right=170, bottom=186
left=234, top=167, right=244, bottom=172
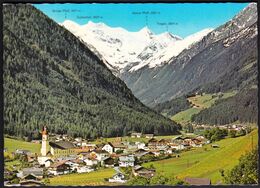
left=169, top=143, right=185, bottom=150
left=119, top=155, right=135, bottom=167
left=90, top=149, right=109, bottom=161
left=48, top=161, right=71, bottom=176
left=76, top=166, right=94, bottom=173
left=184, top=177, right=211, bottom=185
left=102, top=142, right=114, bottom=154
left=108, top=173, right=127, bottom=183
left=144, top=134, right=154, bottom=138
left=102, top=157, right=115, bottom=167
left=20, top=168, right=43, bottom=180
left=132, top=165, right=156, bottom=178
left=131, top=133, right=142, bottom=138
left=147, top=138, right=158, bottom=148
left=15, top=149, right=31, bottom=155
left=84, top=157, right=98, bottom=166
left=113, top=143, right=127, bottom=153
left=19, top=180, right=44, bottom=186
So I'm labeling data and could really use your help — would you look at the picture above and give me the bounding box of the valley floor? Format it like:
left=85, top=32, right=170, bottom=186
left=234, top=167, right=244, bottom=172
left=143, top=129, right=258, bottom=184
left=4, top=129, right=258, bottom=185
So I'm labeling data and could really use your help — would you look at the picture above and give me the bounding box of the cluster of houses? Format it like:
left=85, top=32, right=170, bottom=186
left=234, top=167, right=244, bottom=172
left=193, top=123, right=249, bottom=132
left=4, top=127, right=209, bottom=186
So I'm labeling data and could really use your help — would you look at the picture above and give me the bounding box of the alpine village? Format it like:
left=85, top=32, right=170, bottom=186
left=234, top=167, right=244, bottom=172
left=3, top=3, right=258, bottom=187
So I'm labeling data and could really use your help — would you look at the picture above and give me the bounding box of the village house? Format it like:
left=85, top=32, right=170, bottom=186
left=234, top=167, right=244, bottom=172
left=27, top=153, right=37, bottom=163
left=131, top=132, right=142, bottom=138
left=158, top=139, right=170, bottom=146
left=119, top=155, right=135, bottom=167
left=62, top=134, right=68, bottom=140
left=147, top=138, right=159, bottom=149
left=135, top=151, right=155, bottom=160
left=136, top=142, right=146, bottom=149
left=102, top=157, right=115, bottom=167
left=132, top=165, right=156, bottom=178
left=65, top=160, right=80, bottom=171
left=211, top=144, right=219, bottom=148
left=126, top=142, right=138, bottom=150
left=108, top=172, right=127, bottom=183
left=90, top=149, right=109, bottom=161
left=144, top=134, right=154, bottom=138
left=15, top=149, right=31, bottom=155
left=172, top=136, right=184, bottom=144
left=102, top=142, right=114, bottom=154
left=113, top=143, right=127, bottom=153
left=77, top=151, right=90, bottom=160
left=44, top=159, right=54, bottom=168
left=81, top=143, right=96, bottom=150
left=48, top=161, right=71, bottom=176
left=84, top=157, right=99, bottom=166
left=19, top=167, right=44, bottom=180
left=19, top=180, right=44, bottom=186
left=149, top=150, right=161, bottom=157
left=76, top=166, right=94, bottom=173
left=75, top=137, right=82, bottom=142
left=184, top=177, right=211, bottom=185
left=190, top=138, right=203, bottom=147
left=170, top=143, right=185, bottom=150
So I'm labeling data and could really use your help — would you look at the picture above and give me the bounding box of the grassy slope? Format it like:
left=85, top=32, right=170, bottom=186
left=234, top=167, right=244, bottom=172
left=171, top=92, right=236, bottom=124
left=4, top=137, right=41, bottom=154
left=48, top=168, right=115, bottom=186
left=143, top=129, right=258, bottom=184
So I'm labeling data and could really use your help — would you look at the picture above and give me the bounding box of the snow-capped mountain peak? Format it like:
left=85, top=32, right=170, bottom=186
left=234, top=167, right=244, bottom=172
left=138, top=26, right=154, bottom=36
left=61, top=19, right=214, bottom=74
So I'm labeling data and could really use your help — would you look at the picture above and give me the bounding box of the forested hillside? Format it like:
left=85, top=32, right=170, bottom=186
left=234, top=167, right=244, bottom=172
left=153, top=96, right=191, bottom=118
left=3, top=4, right=181, bottom=139
left=191, top=88, right=257, bottom=125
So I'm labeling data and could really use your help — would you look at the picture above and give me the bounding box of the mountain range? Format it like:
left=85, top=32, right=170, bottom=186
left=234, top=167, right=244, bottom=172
left=3, top=4, right=181, bottom=139
left=61, top=20, right=212, bottom=76
left=62, top=3, right=257, bottom=108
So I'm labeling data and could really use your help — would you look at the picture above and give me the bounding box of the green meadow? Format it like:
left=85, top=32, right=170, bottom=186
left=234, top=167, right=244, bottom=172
left=4, top=137, right=41, bottom=154
left=48, top=168, right=115, bottom=186
left=143, top=129, right=258, bottom=184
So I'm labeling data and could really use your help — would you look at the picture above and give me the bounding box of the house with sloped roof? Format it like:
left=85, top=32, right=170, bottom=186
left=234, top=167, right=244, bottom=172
left=108, top=172, right=127, bottom=183
left=113, top=143, right=127, bottom=153
left=90, top=149, right=109, bottom=161
left=102, top=157, right=115, bottom=167
left=84, top=157, right=99, bottom=166
left=49, top=140, right=77, bottom=157
left=48, top=161, right=71, bottom=176
left=184, top=177, right=211, bottom=185
left=20, top=168, right=43, bottom=180
left=15, top=149, right=31, bottom=155
left=119, top=155, right=135, bottom=167
left=132, top=165, right=156, bottom=178
left=131, top=132, right=142, bottom=138
left=102, top=142, right=114, bottom=154
left=19, top=180, right=44, bottom=186
left=144, top=134, right=154, bottom=138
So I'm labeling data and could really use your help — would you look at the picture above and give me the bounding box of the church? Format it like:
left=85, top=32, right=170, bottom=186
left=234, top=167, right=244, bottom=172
left=38, top=126, right=89, bottom=165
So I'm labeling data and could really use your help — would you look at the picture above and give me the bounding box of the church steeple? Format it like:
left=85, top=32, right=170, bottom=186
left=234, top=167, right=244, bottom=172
left=41, top=126, right=49, bottom=156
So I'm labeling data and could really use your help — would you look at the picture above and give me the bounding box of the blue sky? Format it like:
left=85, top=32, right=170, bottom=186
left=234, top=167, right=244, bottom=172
left=34, top=3, right=248, bottom=38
